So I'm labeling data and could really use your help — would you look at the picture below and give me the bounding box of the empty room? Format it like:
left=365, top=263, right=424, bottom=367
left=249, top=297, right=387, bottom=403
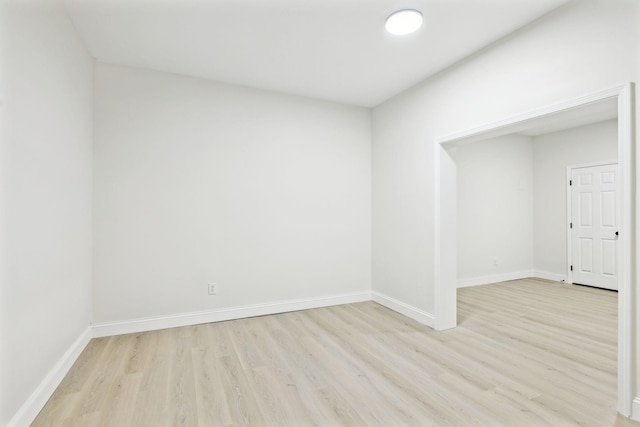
left=1, top=0, right=639, bottom=426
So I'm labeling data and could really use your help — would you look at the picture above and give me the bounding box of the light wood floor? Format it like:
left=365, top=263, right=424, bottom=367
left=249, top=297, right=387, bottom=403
left=33, top=278, right=640, bottom=426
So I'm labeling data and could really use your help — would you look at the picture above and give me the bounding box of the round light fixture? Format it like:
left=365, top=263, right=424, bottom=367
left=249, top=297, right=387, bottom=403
left=385, top=9, right=423, bottom=36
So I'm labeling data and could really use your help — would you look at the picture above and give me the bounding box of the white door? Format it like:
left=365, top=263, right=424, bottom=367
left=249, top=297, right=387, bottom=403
left=570, top=164, right=618, bottom=290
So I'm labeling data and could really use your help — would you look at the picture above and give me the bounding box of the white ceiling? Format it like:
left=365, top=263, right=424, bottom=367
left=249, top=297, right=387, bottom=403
left=64, top=0, right=568, bottom=107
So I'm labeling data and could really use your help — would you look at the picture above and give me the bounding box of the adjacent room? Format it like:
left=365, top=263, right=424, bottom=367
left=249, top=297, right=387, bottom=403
left=454, top=117, right=619, bottom=288
left=1, top=0, right=639, bottom=426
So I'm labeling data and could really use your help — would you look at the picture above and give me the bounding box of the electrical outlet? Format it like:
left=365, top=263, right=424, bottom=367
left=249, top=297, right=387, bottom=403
left=208, top=283, right=217, bottom=295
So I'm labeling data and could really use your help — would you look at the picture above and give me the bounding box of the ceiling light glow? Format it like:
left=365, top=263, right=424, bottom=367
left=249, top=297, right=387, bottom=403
left=385, top=9, right=423, bottom=36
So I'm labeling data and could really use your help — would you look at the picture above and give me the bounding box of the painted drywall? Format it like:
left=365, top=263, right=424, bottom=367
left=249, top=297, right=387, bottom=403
left=0, top=1, right=93, bottom=425
left=93, top=63, right=371, bottom=324
left=451, top=135, right=534, bottom=284
left=371, top=0, right=639, bottom=405
left=373, top=0, right=636, bottom=310
left=634, top=1, right=640, bottom=411
left=532, top=119, right=618, bottom=280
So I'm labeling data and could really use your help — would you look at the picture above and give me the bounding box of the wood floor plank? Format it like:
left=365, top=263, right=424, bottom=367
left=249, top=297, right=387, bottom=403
left=165, top=327, right=199, bottom=426
left=130, top=329, right=171, bottom=426
left=191, top=346, right=232, bottom=427
left=31, top=279, right=640, bottom=426
left=217, top=354, right=266, bottom=426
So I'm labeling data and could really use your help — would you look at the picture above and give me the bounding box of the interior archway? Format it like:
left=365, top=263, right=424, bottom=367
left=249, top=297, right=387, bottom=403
left=434, top=83, right=635, bottom=416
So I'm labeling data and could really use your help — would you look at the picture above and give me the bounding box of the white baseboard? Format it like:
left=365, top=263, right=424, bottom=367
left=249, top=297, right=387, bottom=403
left=631, top=396, right=640, bottom=421
left=371, top=291, right=435, bottom=328
left=92, top=291, right=372, bottom=337
left=457, top=270, right=534, bottom=288
left=7, top=326, right=92, bottom=427
left=533, top=270, right=567, bottom=283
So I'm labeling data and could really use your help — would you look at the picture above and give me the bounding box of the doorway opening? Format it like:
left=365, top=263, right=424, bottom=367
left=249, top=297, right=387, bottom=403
left=434, top=84, right=634, bottom=416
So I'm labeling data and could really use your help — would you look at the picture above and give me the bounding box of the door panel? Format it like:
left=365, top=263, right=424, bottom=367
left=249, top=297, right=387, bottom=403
left=578, top=238, right=593, bottom=272
left=571, top=164, right=618, bottom=290
left=579, top=193, right=592, bottom=226
left=601, top=191, right=615, bottom=226
left=602, top=239, right=616, bottom=276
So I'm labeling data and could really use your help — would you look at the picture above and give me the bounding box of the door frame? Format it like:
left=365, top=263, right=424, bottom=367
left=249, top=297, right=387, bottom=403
left=434, top=83, right=635, bottom=416
left=566, top=161, right=618, bottom=287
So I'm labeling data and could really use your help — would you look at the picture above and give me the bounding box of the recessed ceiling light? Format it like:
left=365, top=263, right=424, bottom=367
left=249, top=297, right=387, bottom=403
left=385, top=9, right=423, bottom=36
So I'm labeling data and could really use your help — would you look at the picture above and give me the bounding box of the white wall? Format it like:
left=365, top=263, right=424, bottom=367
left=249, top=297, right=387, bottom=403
left=635, top=2, right=640, bottom=416
left=452, top=135, right=533, bottom=285
left=0, top=1, right=93, bottom=425
left=93, top=63, right=371, bottom=324
left=371, top=0, right=639, bottom=406
left=532, top=119, right=618, bottom=280
left=373, top=0, right=637, bottom=311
